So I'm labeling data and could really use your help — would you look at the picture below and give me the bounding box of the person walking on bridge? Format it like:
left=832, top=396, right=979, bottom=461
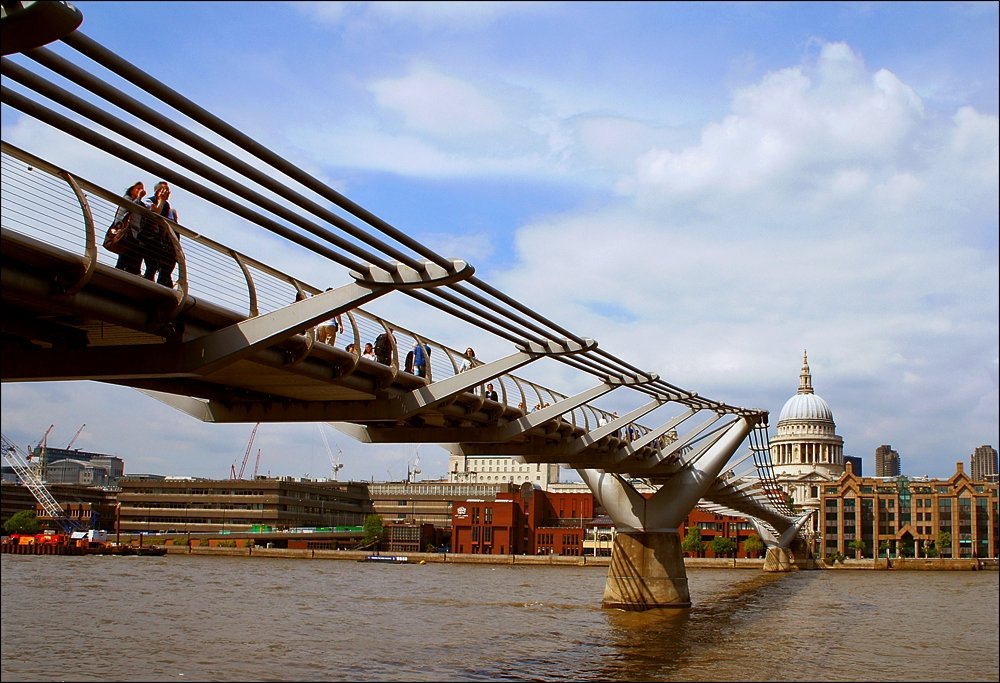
left=412, top=340, right=430, bottom=378
left=318, top=311, right=344, bottom=346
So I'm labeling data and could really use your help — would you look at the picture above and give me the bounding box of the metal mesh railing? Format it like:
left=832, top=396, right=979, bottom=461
left=1, top=143, right=627, bottom=434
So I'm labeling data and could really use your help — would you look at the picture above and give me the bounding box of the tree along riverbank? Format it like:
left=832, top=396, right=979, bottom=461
left=161, top=545, right=996, bottom=570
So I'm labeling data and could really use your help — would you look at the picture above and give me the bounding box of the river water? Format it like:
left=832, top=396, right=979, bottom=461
left=1, top=554, right=997, bottom=682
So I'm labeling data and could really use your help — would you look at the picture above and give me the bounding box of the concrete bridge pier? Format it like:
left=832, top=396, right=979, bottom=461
left=580, top=416, right=754, bottom=611
left=762, top=546, right=796, bottom=572
left=602, top=530, right=690, bottom=609
left=751, top=513, right=813, bottom=572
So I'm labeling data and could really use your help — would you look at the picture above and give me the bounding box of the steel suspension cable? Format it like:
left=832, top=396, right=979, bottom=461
left=51, top=34, right=598, bottom=352
left=0, top=87, right=371, bottom=274
left=60, top=30, right=456, bottom=274
left=1, top=59, right=403, bottom=274
left=19, top=46, right=428, bottom=273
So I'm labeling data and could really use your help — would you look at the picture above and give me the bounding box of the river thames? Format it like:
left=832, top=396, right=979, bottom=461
left=1, top=554, right=997, bottom=682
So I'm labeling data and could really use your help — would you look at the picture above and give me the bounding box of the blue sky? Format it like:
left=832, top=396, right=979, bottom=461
left=2, top=1, right=997, bottom=483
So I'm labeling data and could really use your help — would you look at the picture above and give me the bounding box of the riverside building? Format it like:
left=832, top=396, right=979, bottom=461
left=446, top=445, right=562, bottom=488
left=115, top=477, right=374, bottom=534
left=1, top=445, right=124, bottom=487
left=451, top=485, right=758, bottom=558
left=819, top=461, right=998, bottom=559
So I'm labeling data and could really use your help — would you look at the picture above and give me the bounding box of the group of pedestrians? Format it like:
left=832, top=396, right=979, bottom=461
left=109, top=180, right=180, bottom=288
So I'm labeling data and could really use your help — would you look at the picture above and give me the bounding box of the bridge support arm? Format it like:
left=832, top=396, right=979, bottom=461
left=182, top=260, right=472, bottom=375
left=579, top=416, right=754, bottom=611
left=749, top=512, right=814, bottom=572
left=569, top=399, right=668, bottom=453
left=392, top=337, right=596, bottom=419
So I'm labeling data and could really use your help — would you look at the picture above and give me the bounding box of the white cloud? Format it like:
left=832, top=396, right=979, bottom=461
left=489, top=42, right=997, bottom=476
left=370, top=63, right=508, bottom=138
left=298, top=1, right=543, bottom=30
left=625, top=43, right=928, bottom=206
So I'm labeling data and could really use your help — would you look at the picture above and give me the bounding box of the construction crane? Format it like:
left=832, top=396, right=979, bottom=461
left=27, top=423, right=54, bottom=461
left=65, top=423, right=86, bottom=450
left=317, top=423, right=344, bottom=480
left=230, top=423, right=260, bottom=480
left=2, top=431, right=81, bottom=532
left=27, top=423, right=55, bottom=483
left=252, top=448, right=263, bottom=479
left=407, top=447, right=421, bottom=484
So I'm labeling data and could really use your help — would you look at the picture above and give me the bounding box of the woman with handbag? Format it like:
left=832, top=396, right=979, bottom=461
left=108, top=181, right=146, bottom=274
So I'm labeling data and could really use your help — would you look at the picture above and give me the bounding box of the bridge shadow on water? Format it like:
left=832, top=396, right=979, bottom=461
left=594, top=570, right=812, bottom=682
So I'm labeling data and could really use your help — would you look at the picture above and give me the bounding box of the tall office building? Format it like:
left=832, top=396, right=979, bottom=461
left=875, top=444, right=901, bottom=477
left=970, top=445, right=998, bottom=483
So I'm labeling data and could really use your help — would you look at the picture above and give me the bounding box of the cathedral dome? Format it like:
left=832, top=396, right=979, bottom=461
left=777, top=351, right=834, bottom=423
left=779, top=392, right=833, bottom=422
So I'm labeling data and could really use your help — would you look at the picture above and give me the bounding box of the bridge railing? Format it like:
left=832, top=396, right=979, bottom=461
left=1, top=141, right=621, bottom=433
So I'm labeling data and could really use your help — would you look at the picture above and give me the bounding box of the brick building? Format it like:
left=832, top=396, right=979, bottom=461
left=451, top=484, right=758, bottom=558
left=819, top=461, right=998, bottom=559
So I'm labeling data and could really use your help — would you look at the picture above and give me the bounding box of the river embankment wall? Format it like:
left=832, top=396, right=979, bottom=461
left=163, top=546, right=997, bottom=570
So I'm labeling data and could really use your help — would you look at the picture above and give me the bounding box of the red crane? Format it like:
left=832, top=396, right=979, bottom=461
left=65, top=423, right=86, bottom=450
left=27, top=424, right=54, bottom=460
left=252, top=448, right=263, bottom=479
left=230, top=423, right=260, bottom=480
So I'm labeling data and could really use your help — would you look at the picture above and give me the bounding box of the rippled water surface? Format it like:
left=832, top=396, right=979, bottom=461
left=2, top=554, right=997, bottom=681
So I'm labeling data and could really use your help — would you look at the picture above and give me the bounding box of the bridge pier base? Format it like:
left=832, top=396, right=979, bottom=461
left=602, top=531, right=690, bottom=610
left=762, top=546, right=798, bottom=572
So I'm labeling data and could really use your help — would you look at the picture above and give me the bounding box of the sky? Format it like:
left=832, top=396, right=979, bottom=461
left=1, top=1, right=997, bottom=484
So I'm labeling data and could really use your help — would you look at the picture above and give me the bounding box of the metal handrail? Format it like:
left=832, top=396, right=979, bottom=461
left=1, top=142, right=629, bottom=433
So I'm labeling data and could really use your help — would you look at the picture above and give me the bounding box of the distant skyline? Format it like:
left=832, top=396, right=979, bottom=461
left=1, top=1, right=997, bottom=482
left=15, top=435, right=993, bottom=487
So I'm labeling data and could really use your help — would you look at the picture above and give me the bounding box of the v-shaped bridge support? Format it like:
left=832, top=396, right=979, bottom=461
left=578, top=416, right=753, bottom=610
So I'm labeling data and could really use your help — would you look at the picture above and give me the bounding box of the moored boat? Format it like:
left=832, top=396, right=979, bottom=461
left=359, top=554, right=412, bottom=564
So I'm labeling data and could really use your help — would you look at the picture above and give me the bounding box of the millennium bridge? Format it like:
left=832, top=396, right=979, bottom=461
left=1, top=1, right=811, bottom=609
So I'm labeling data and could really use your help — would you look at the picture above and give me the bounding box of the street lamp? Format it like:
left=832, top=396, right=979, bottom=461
left=731, top=521, right=738, bottom=567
